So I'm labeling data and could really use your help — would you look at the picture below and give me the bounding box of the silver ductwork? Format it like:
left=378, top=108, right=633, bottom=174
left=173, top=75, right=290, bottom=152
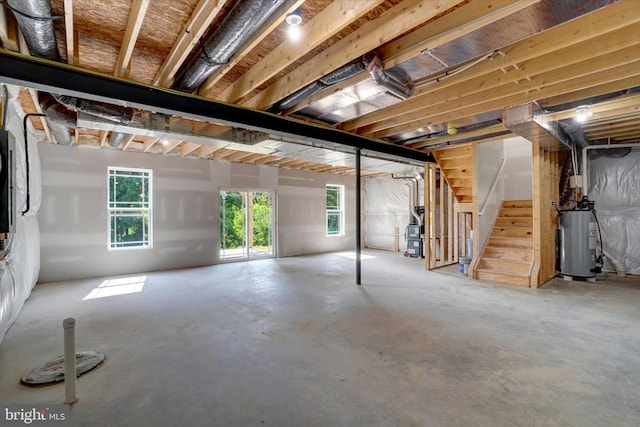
left=268, top=54, right=374, bottom=113
left=367, top=55, right=413, bottom=100
left=503, top=102, right=572, bottom=151
left=269, top=53, right=415, bottom=113
left=558, top=120, right=590, bottom=149
left=38, top=93, right=74, bottom=145
left=6, top=0, right=59, bottom=60
left=173, top=0, right=285, bottom=92
left=107, top=132, right=126, bottom=148
left=53, top=95, right=135, bottom=125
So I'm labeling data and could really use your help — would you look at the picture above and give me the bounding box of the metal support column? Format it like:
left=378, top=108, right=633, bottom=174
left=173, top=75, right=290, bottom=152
left=356, top=148, right=361, bottom=285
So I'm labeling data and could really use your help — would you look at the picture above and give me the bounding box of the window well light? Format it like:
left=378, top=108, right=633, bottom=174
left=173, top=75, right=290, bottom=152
left=575, top=106, right=590, bottom=123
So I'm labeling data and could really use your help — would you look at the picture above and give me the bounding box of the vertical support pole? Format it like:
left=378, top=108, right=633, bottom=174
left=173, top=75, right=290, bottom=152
left=355, top=148, right=361, bottom=285
left=63, top=318, right=78, bottom=404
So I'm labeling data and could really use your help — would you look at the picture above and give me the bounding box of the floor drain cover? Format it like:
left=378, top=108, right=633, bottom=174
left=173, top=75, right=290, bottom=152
left=21, top=351, right=105, bottom=386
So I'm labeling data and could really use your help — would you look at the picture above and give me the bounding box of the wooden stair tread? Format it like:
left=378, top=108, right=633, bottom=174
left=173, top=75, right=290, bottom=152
left=475, top=270, right=531, bottom=286
left=476, top=268, right=529, bottom=278
left=474, top=199, right=533, bottom=288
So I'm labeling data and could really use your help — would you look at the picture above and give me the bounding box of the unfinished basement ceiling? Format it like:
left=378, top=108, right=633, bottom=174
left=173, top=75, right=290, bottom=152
left=1, top=0, right=639, bottom=175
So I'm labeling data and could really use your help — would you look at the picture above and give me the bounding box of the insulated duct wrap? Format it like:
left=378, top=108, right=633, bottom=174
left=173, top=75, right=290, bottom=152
left=6, top=0, right=59, bottom=60
left=559, top=120, right=589, bottom=149
left=588, top=149, right=640, bottom=275
left=1, top=93, right=42, bottom=344
left=39, top=93, right=75, bottom=145
left=268, top=55, right=372, bottom=113
left=53, top=95, right=134, bottom=124
left=174, top=0, right=286, bottom=92
left=367, top=55, right=413, bottom=100
left=108, top=132, right=126, bottom=148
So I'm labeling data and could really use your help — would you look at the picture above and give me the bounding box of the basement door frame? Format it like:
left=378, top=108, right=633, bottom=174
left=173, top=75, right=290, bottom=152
left=218, top=188, right=277, bottom=262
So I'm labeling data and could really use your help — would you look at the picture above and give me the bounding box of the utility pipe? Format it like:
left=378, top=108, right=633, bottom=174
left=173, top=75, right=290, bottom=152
left=63, top=317, right=77, bottom=404
left=21, top=113, right=45, bottom=215
left=355, top=148, right=361, bottom=286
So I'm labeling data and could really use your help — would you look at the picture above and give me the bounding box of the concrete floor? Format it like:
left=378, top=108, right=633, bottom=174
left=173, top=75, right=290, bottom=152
left=1, top=250, right=639, bottom=426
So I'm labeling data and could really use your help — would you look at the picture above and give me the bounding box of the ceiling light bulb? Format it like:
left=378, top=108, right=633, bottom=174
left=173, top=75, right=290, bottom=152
left=162, top=139, right=169, bottom=146
left=575, top=106, right=589, bottom=123
left=286, top=9, right=302, bottom=26
left=287, top=24, right=301, bottom=40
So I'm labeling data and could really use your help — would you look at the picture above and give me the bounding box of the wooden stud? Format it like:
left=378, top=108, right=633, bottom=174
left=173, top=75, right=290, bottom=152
left=219, top=0, right=387, bottom=104
left=154, top=0, right=226, bottom=87
left=115, top=0, right=151, bottom=78
left=198, top=0, right=305, bottom=96
left=63, top=0, right=75, bottom=66
left=242, top=0, right=461, bottom=110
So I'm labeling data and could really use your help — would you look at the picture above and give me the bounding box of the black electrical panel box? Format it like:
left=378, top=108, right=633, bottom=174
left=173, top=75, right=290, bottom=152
left=0, top=130, right=16, bottom=233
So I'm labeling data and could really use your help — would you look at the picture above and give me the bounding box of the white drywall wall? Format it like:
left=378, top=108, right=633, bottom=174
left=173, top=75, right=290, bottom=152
left=476, top=140, right=504, bottom=249
left=37, top=144, right=355, bottom=282
left=503, top=137, right=533, bottom=200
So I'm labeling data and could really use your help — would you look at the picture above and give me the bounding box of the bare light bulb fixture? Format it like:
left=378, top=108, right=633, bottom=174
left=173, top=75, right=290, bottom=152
left=575, top=106, right=590, bottom=123
left=286, top=9, right=302, bottom=40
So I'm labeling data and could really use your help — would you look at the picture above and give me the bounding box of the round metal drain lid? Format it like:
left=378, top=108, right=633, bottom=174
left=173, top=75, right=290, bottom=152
left=21, top=351, right=105, bottom=386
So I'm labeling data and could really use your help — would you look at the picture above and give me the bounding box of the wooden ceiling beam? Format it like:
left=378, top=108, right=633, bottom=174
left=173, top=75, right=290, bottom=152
left=27, top=89, right=52, bottom=143
left=162, top=139, right=182, bottom=154
left=379, top=0, right=538, bottom=69
left=223, top=150, right=254, bottom=162
left=369, top=61, right=640, bottom=139
left=239, top=153, right=270, bottom=164
left=242, top=0, right=464, bottom=110
left=213, top=147, right=236, bottom=159
left=339, top=0, right=640, bottom=132
left=63, top=0, right=76, bottom=66
left=408, top=124, right=506, bottom=149
left=153, top=0, right=226, bottom=87
left=121, top=134, right=137, bottom=150
left=197, top=0, right=305, bottom=96
left=115, top=0, right=151, bottom=78
left=254, top=155, right=281, bottom=165
left=367, top=42, right=640, bottom=136
left=0, top=4, right=19, bottom=51
left=282, top=0, right=524, bottom=115
left=196, top=145, right=217, bottom=159
left=548, top=93, right=640, bottom=121
left=142, top=136, right=160, bottom=152
left=218, top=0, right=388, bottom=104
left=180, top=141, right=201, bottom=157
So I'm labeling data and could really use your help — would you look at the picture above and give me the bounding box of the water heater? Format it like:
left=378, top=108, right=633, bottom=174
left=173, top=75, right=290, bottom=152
left=558, top=199, right=601, bottom=279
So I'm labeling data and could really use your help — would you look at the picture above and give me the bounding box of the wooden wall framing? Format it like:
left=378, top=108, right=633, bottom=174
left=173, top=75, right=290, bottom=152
left=424, top=162, right=462, bottom=270
left=531, top=142, right=561, bottom=287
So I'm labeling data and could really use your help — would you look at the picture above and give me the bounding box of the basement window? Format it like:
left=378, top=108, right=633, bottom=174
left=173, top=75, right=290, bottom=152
left=108, top=167, right=152, bottom=250
left=326, top=184, right=344, bottom=236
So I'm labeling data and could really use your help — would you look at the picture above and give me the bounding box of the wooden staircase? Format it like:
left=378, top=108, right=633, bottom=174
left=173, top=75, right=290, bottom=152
left=474, top=200, right=534, bottom=287
left=433, top=145, right=473, bottom=203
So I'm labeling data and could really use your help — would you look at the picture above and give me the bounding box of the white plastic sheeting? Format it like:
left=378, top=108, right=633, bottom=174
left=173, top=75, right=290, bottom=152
left=364, top=177, right=413, bottom=252
left=588, top=148, right=640, bottom=275
left=0, top=90, right=42, bottom=344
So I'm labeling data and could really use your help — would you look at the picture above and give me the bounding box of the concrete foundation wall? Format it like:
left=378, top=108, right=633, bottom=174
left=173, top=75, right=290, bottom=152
left=37, top=144, right=354, bottom=282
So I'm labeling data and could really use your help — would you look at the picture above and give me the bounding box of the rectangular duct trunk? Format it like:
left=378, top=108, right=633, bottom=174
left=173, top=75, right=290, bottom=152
left=503, top=102, right=571, bottom=151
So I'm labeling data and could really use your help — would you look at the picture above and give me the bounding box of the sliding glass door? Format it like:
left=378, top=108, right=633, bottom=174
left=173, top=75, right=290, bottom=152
left=219, top=190, right=275, bottom=260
